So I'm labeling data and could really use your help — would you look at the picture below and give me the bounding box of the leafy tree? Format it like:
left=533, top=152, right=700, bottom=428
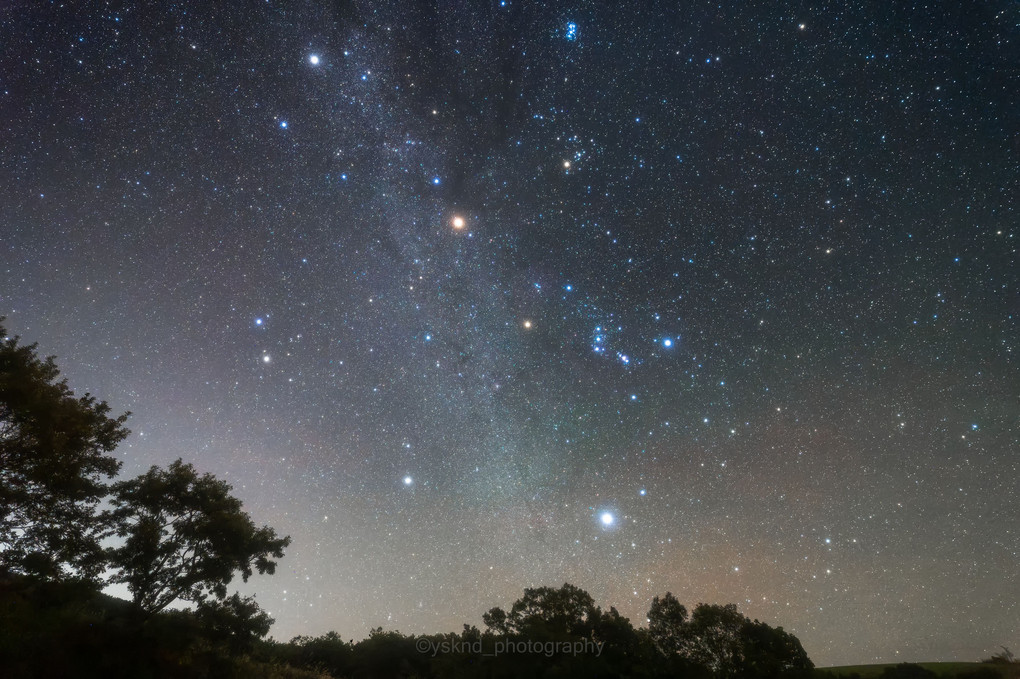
left=740, top=619, right=813, bottom=678
left=648, top=591, right=689, bottom=655
left=648, top=597, right=812, bottom=678
left=195, top=592, right=274, bottom=655
left=685, top=603, right=747, bottom=676
left=105, top=458, right=290, bottom=614
left=483, top=583, right=598, bottom=639
left=0, top=321, right=128, bottom=581
left=286, top=631, right=354, bottom=676
left=481, top=605, right=509, bottom=635
left=352, top=627, right=425, bottom=679
left=590, top=605, right=647, bottom=672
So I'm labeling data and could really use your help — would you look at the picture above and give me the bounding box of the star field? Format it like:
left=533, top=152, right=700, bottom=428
left=1, top=1, right=1016, bottom=665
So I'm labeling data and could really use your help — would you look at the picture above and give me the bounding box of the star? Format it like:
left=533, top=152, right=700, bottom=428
left=451, top=216, right=465, bottom=230
left=308, top=54, right=320, bottom=65
left=522, top=319, right=532, bottom=330
left=600, top=512, right=614, bottom=526
left=403, top=476, right=413, bottom=486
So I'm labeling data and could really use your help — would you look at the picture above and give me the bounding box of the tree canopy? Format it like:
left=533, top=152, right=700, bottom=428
left=483, top=582, right=599, bottom=638
left=0, top=321, right=128, bottom=581
left=649, top=596, right=813, bottom=678
left=648, top=591, right=689, bottom=655
left=105, top=458, right=290, bottom=614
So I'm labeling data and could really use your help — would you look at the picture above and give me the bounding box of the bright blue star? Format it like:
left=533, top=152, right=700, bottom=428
left=600, top=512, right=613, bottom=526
left=662, top=338, right=673, bottom=348
left=308, top=54, right=320, bottom=65
left=432, top=177, right=441, bottom=185
left=279, top=120, right=288, bottom=129
left=254, top=318, right=264, bottom=326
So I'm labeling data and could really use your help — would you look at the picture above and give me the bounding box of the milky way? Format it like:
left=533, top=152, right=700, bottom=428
left=1, top=1, right=1016, bottom=665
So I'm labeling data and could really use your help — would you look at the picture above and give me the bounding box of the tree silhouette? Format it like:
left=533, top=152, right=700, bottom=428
left=0, top=321, right=128, bottom=581
left=648, top=597, right=813, bottom=678
left=483, top=582, right=598, bottom=639
left=287, top=631, right=354, bottom=676
left=481, top=605, right=509, bottom=635
left=105, top=458, right=290, bottom=614
left=686, top=603, right=747, bottom=676
left=982, top=647, right=1017, bottom=665
left=740, top=619, right=813, bottom=678
left=195, top=592, right=274, bottom=654
left=648, top=591, right=689, bottom=655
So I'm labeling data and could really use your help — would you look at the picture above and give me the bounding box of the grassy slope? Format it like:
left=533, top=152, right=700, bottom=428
left=821, top=663, right=1020, bottom=679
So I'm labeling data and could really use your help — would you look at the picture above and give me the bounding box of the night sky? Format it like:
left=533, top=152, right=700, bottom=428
left=1, top=1, right=1017, bottom=666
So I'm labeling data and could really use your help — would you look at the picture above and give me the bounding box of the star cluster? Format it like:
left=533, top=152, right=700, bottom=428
left=1, top=1, right=1016, bottom=665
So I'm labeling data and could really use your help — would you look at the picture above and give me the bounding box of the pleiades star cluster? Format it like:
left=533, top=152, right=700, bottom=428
left=1, top=1, right=1016, bottom=666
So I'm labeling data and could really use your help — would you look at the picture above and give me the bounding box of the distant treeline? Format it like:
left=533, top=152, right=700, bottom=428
left=1, top=574, right=816, bottom=679
left=2, top=576, right=1016, bottom=679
